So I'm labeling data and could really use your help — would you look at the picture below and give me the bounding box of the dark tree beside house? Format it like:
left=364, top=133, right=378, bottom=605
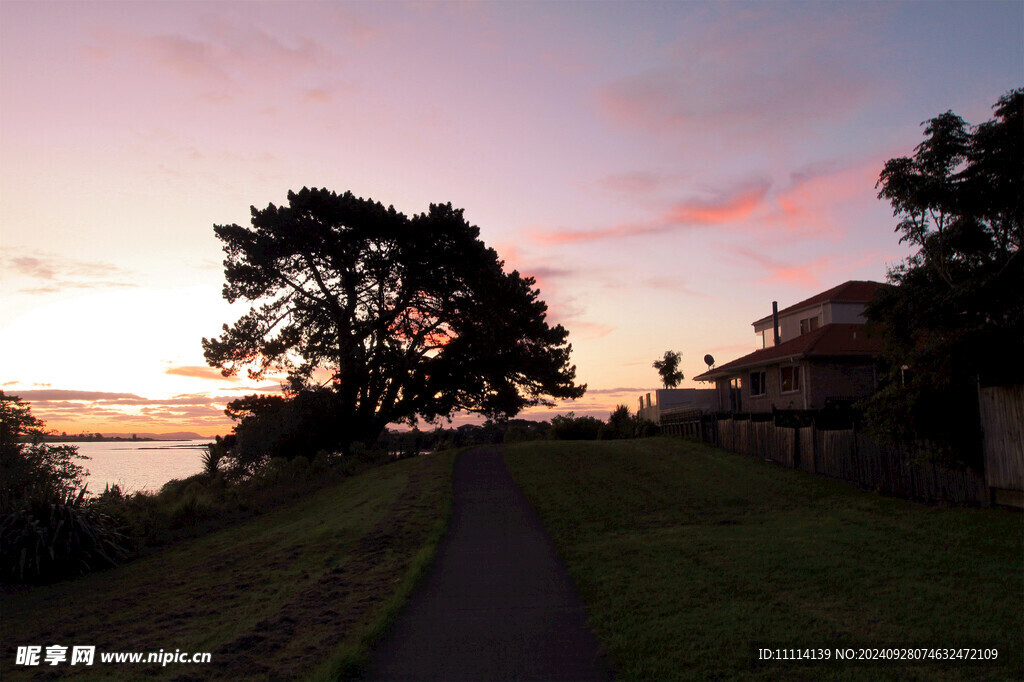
left=203, top=188, right=585, bottom=453
left=865, top=88, right=1023, bottom=466
left=653, top=350, right=684, bottom=388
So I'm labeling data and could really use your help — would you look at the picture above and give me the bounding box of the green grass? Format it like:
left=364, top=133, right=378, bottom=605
left=504, top=438, right=1023, bottom=681
left=1, top=451, right=456, bottom=680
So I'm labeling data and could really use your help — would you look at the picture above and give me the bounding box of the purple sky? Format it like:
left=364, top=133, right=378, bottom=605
left=1, top=1, right=1020, bottom=435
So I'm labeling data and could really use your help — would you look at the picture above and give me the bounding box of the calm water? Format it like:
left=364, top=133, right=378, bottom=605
left=58, top=440, right=213, bottom=494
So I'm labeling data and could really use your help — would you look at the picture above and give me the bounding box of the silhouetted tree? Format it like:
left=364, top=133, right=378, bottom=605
left=0, top=392, right=88, bottom=510
left=653, top=350, right=684, bottom=388
left=204, top=188, right=585, bottom=452
left=548, top=412, right=603, bottom=440
left=865, top=88, right=1023, bottom=465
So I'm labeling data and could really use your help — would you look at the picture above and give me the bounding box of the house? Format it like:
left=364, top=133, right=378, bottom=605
left=693, top=281, right=887, bottom=413
left=637, top=388, right=717, bottom=423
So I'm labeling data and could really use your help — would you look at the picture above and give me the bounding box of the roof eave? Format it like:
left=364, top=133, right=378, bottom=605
left=694, top=353, right=807, bottom=381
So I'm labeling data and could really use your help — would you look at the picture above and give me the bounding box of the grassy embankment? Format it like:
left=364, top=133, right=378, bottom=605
left=504, top=437, right=1023, bottom=681
left=1, top=450, right=456, bottom=680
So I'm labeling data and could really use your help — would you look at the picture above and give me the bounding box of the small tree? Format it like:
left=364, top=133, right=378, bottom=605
left=1, top=391, right=88, bottom=510
left=653, top=351, right=684, bottom=388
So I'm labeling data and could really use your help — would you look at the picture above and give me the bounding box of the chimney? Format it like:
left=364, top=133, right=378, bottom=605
left=772, top=301, right=781, bottom=346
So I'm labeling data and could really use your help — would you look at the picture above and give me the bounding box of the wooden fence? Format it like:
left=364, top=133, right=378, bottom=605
left=978, top=384, right=1024, bottom=508
left=679, top=416, right=989, bottom=505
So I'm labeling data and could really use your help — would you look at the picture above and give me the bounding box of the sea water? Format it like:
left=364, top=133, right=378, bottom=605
left=53, top=440, right=213, bottom=494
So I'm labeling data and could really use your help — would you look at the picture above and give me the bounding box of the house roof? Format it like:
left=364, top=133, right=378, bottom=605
left=693, top=323, right=884, bottom=381
left=751, top=280, right=887, bottom=327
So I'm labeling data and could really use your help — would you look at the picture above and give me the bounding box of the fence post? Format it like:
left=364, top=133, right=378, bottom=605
left=811, top=419, right=817, bottom=475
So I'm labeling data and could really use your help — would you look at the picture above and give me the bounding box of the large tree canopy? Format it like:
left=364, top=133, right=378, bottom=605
left=865, top=89, right=1022, bottom=463
left=203, top=188, right=585, bottom=448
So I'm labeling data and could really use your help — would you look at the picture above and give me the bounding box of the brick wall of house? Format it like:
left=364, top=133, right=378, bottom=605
left=806, top=359, right=877, bottom=407
left=715, top=358, right=876, bottom=414
left=718, top=361, right=808, bottom=413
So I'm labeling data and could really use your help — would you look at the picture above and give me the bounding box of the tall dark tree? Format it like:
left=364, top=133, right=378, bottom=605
left=865, top=89, right=1023, bottom=464
left=204, top=188, right=585, bottom=451
left=653, top=350, right=684, bottom=388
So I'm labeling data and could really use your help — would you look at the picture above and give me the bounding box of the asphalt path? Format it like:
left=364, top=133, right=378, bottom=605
left=361, top=445, right=613, bottom=681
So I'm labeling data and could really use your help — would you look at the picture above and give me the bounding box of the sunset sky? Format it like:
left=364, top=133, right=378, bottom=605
left=1, top=1, right=1021, bottom=436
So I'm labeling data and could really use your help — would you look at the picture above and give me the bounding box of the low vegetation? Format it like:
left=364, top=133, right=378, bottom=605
left=1, top=448, right=456, bottom=680
left=1, top=391, right=415, bottom=583
left=504, top=438, right=1023, bottom=681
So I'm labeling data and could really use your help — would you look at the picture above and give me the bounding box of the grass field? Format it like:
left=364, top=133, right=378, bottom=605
left=1, top=450, right=456, bottom=680
left=504, top=438, right=1023, bottom=681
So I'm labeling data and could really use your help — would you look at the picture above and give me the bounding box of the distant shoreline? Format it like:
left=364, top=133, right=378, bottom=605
left=20, top=434, right=214, bottom=443
left=20, top=435, right=154, bottom=443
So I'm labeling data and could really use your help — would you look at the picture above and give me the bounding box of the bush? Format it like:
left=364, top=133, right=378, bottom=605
left=548, top=412, right=604, bottom=440
left=1, top=488, right=127, bottom=584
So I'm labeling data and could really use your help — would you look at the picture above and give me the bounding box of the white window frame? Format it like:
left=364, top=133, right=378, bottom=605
left=799, top=316, right=820, bottom=335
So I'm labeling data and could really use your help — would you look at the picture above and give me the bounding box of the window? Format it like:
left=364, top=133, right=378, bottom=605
left=799, top=316, right=820, bottom=335
left=729, top=377, right=742, bottom=411
left=749, top=371, right=766, bottom=397
left=780, top=365, right=802, bottom=393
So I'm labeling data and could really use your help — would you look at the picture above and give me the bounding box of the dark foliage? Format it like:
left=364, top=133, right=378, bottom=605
left=653, top=351, right=684, bottom=388
left=599, top=405, right=658, bottom=439
left=548, top=412, right=605, bottom=440
left=1, top=488, right=126, bottom=584
left=0, top=393, right=127, bottom=584
left=223, top=388, right=347, bottom=473
left=865, top=89, right=1023, bottom=466
left=1, top=391, right=89, bottom=513
left=204, top=188, right=585, bottom=451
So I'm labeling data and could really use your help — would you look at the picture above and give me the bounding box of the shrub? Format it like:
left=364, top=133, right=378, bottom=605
left=202, top=438, right=228, bottom=477
left=548, top=412, right=604, bottom=440
left=0, top=488, right=126, bottom=584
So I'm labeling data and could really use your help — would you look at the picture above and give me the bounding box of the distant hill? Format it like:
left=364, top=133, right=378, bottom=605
left=107, top=432, right=214, bottom=441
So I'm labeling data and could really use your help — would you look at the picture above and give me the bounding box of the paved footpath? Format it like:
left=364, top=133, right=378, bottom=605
left=361, top=445, right=613, bottom=681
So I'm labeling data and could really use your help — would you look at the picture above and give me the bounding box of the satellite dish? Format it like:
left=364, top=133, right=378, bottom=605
left=704, top=354, right=715, bottom=368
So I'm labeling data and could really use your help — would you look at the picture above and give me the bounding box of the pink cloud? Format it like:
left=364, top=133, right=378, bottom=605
left=144, top=34, right=228, bottom=81
left=531, top=178, right=771, bottom=245
left=165, top=366, right=240, bottom=382
left=598, top=6, right=877, bottom=146
left=661, top=180, right=769, bottom=225
left=597, top=171, right=666, bottom=195
left=494, top=242, right=575, bottom=295
left=765, top=156, right=887, bottom=238
left=13, top=390, right=145, bottom=402
left=88, top=20, right=332, bottom=105
left=733, top=248, right=829, bottom=288
left=571, top=322, right=615, bottom=341
left=642, top=277, right=708, bottom=298
left=304, top=88, right=333, bottom=104
left=530, top=221, right=664, bottom=246
left=494, top=242, right=612, bottom=342
left=327, top=6, right=380, bottom=44
left=2, top=249, right=137, bottom=293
